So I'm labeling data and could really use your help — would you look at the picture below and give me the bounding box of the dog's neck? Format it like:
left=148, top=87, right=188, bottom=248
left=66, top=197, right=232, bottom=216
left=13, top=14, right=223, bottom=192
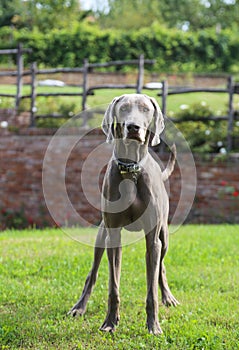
left=113, top=139, right=148, bottom=184
left=114, top=139, right=148, bottom=164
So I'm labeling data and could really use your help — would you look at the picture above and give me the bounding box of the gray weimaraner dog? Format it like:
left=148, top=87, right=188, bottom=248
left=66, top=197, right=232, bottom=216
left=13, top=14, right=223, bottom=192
left=69, top=94, right=179, bottom=335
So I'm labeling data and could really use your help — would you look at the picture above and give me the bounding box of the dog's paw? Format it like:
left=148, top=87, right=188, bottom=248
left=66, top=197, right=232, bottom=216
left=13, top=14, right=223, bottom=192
left=67, top=303, right=86, bottom=317
left=162, top=291, right=180, bottom=307
left=100, top=315, right=119, bottom=333
left=68, top=308, right=83, bottom=317
left=147, top=321, right=163, bottom=336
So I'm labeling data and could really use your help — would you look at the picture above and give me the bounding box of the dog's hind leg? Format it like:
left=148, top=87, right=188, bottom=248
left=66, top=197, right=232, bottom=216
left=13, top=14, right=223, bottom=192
left=69, top=222, right=106, bottom=316
left=145, top=227, right=163, bottom=335
left=159, top=225, right=179, bottom=307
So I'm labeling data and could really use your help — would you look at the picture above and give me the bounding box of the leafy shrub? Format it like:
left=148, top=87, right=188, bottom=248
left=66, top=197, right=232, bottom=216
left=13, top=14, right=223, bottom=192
left=172, top=102, right=228, bottom=153
left=177, top=101, right=213, bottom=120
left=1, top=23, right=238, bottom=73
left=0, top=207, right=31, bottom=230
left=0, top=206, right=50, bottom=230
left=33, top=97, right=78, bottom=128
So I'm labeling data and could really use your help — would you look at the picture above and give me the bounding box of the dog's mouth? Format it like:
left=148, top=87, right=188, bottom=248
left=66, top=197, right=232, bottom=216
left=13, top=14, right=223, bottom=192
left=126, top=132, right=143, bottom=143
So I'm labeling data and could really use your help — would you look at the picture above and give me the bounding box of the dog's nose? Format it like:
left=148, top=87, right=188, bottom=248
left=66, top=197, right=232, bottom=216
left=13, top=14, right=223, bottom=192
left=127, top=124, right=140, bottom=132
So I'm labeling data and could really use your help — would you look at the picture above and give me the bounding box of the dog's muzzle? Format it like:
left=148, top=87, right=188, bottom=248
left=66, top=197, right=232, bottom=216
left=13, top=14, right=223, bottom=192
left=125, top=123, right=144, bottom=143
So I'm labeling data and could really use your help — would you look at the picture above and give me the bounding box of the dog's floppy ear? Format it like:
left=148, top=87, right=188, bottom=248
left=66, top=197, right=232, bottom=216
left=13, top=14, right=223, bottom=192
left=149, top=96, right=165, bottom=146
left=102, top=96, right=123, bottom=143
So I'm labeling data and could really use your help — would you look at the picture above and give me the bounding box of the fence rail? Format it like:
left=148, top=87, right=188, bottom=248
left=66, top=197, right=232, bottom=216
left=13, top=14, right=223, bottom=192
left=158, top=77, right=237, bottom=151
left=0, top=45, right=239, bottom=151
left=0, top=46, right=155, bottom=125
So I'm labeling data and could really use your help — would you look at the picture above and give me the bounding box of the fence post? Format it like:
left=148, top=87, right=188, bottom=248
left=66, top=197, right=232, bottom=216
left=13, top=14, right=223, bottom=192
left=30, top=62, right=37, bottom=127
left=82, top=58, right=89, bottom=127
left=227, top=76, right=234, bottom=152
left=160, top=80, right=168, bottom=153
left=136, top=54, right=144, bottom=93
left=16, top=43, right=23, bottom=109
left=162, top=80, right=168, bottom=117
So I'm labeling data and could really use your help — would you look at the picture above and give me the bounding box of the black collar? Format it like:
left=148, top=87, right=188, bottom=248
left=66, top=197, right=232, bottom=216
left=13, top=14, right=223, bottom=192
left=113, top=150, right=148, bottom=183
left=117, top=159, right=141, bottom=174
left=115, top=159, right=142, bottom=184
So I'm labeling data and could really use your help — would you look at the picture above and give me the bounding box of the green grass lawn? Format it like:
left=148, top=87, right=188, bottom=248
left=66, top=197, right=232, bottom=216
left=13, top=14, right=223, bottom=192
left=82, top=89, right=239, bottom=116
left=1, top=225, right=239, bottom=349
left=1, top=84, right=239, bottom=116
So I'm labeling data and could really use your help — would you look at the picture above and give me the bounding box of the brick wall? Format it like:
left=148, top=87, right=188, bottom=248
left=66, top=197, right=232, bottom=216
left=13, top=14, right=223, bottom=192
left=1, top=129, right=239, bottom=229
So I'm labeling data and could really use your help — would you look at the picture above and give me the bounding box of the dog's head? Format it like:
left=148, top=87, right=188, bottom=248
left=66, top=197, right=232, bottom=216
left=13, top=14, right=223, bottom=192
left=102, top=94, right=164, bottom=146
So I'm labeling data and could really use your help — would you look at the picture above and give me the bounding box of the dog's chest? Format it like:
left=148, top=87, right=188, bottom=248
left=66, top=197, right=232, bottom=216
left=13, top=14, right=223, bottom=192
left=123, top=180, right=146, bottom=210
left=102, top=161, right=165, bottom=229
left=119, top=173, right=152, bottom=211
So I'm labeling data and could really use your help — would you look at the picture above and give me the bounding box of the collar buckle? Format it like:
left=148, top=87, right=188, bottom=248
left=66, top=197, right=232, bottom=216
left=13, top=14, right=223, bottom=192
left=116, top=160, right=141, bottom=184
left=117, top=160, right=141, bottom=174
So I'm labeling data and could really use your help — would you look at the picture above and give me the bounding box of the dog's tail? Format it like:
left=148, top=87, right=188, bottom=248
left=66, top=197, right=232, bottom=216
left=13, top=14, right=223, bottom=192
left=162, top=144, right=176, bottom=181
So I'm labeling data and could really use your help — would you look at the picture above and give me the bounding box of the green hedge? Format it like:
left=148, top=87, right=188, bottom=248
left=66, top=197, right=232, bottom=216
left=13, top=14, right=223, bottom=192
left=1, top=22, right=239, bottom=72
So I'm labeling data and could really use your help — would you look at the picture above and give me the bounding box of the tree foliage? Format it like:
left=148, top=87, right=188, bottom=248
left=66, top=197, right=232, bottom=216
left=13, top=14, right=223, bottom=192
left=0, top=0, right=24, bottom=28
left=0, top=0, right=239, bottom=73
left=97, top=0, right=239, bottom=31
left=0, top=21, right=237, bottom=73
left=1, top=0, right=238, bottom=32
left=0, top=0, right=83, bottom=32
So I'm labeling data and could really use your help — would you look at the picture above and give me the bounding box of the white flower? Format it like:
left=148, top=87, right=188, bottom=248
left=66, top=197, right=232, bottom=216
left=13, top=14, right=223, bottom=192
left=0, top=121, right=8, bottom=128
left=200, top=101, right=207, bottom=106
left=180, top=104, right=189, bottom=110
left=217, top=141, right=223, bottom=147
left=205, top=129, right=211, bottom=135
left=236, top=121, right=239, bottom=127
left=220, top=147, right=227, bottom=154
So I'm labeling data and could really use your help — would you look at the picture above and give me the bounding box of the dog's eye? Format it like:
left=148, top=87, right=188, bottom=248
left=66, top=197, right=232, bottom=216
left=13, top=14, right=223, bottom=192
left=120, top=105, right=128, bottom=112
left=143, top=107, right=149, bottom=112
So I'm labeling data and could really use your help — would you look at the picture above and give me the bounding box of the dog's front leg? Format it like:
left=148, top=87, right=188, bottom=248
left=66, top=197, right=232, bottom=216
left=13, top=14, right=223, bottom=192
left=145, top=228, right=163, bottom=335
left=69, top=223, right=106, bottom=317
left=100, top=229, right=122, bottom=332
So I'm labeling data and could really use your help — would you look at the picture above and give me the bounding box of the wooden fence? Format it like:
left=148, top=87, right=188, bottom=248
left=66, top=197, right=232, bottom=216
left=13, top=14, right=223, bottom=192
left=0, top=44, right=238, bottom=151
left=158, top=78, right=238, bottom=152
left=0, top=45, right=155, bottom=124
left=0, top=44, right=32, bottom=108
